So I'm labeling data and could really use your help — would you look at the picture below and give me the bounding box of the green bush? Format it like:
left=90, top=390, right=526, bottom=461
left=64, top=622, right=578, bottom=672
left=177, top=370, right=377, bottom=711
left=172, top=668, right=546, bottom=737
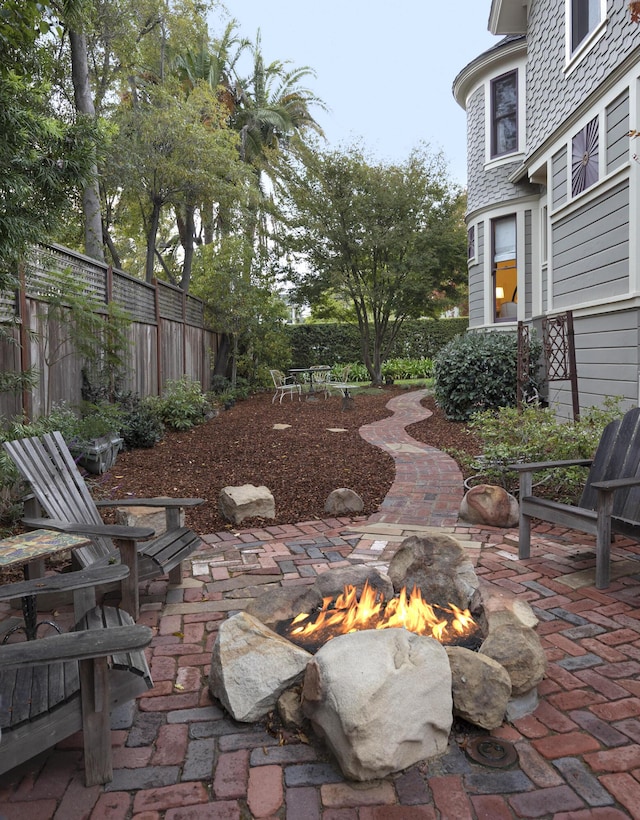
left=433, top=332, right=540, bottom=421
left=286, top=318, right=468, bottom=368
left=121, top=397, right=165, bottom=449
left=382, top=357, right=433, bottom=381
left=461, top=399, right=624, bottom=504
left=152, top=376, right=212, bottom=431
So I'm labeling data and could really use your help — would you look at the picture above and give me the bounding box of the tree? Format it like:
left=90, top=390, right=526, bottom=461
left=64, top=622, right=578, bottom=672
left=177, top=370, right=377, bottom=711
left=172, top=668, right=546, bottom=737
left=108, top=78, right=244, bottom=289
left=275, top=143, right=468, bottom=384
left=190, top=236, right=290, bottom=387
left=0, top=3, right=101, bottom=296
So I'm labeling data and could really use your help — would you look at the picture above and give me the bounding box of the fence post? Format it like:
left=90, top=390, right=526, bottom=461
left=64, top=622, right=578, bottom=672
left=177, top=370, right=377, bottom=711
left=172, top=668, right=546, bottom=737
left=18, top=261, right=32, bottom=420
left=153, top=278, right=162, bottom=395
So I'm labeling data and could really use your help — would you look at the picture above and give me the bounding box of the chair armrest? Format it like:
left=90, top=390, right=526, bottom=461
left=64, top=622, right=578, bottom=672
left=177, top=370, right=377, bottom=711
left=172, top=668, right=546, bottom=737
left=509, top=459, right=593, bottom=472
left=22, top=517, right=155, bottom=541
left=591, top=476, right=640, bottom=491
left=0, top=565, right=130, bottom=604
left=0, top=624, right=153, bottom=669
left=95, top=498, right=204, bottom=509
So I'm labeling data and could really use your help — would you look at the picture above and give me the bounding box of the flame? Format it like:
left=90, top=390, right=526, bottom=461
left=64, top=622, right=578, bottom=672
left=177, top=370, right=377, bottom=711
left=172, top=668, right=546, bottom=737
left=287, top=581, right=479, bottom=647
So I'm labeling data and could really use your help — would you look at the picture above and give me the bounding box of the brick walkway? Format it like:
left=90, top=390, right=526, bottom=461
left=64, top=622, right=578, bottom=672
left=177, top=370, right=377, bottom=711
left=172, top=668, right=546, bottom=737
left=2, top=390, right=640, bottom=818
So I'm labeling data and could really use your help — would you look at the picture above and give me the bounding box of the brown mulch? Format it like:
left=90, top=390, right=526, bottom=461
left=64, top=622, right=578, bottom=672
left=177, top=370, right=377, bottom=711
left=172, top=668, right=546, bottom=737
left=91, top=387, right=482, bottom=535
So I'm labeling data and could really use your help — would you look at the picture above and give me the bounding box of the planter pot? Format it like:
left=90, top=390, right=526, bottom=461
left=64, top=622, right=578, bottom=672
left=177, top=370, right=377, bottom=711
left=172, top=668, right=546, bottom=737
left=70, top=434, right=123, bottom=475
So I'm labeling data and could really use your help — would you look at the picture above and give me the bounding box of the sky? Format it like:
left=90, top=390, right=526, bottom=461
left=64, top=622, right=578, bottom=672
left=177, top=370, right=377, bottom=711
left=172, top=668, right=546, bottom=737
left=209, top=1, right=500, bottom=186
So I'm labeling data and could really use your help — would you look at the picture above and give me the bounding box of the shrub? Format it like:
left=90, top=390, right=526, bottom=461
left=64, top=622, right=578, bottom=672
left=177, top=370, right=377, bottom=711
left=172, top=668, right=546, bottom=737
left=121, top=397, right=165, bottom=449
left=433, top=332, right=540, bottom=421
left=460, top=398, right=624, bottom=504
left=152, top=376, right=212, bottom=431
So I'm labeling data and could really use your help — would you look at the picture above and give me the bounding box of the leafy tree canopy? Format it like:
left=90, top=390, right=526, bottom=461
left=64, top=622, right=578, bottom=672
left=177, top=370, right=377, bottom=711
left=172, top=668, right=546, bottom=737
left=274, top=142, right=468, bottom=383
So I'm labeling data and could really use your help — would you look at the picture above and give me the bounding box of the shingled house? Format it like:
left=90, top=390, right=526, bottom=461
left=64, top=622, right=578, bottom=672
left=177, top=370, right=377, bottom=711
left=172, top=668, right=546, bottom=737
left=453, top=1, right=640, bottom=417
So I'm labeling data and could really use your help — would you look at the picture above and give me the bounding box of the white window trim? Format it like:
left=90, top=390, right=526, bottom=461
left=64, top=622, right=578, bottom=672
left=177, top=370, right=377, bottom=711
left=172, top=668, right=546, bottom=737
left=467, top=224, right=477, bottom=265
left=484, top=67, right=526, bottom=165
left=564, top=0, right=607, bottom=73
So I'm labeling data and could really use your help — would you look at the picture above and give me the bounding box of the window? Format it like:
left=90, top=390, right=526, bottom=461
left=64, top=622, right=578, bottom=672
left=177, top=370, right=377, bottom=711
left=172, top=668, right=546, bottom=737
left=492, top=216, right=517, bottom=322
left=571, top=116, right=599, bottom=196
left=491, top=71, right=518, bottom=157
left=467, top=226, right=475, bottom=261
left=571, top=0, right=602, bottom=53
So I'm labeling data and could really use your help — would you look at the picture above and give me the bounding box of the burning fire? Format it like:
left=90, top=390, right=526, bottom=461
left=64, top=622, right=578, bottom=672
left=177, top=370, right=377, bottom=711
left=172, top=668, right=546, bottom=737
left=286, top=581, right=479, bottom=648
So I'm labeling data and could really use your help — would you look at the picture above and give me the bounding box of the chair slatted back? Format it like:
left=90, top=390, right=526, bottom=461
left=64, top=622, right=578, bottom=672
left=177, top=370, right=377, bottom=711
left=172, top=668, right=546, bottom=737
left=580, top=407, right=640, bottom=517
left=4, top=432, right=116, bottom=566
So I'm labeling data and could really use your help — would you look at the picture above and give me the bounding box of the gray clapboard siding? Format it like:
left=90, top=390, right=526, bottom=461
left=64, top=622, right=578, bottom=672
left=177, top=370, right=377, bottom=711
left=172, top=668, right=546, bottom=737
left=606, top=91, right=630, bottom=173
left=525, top=210, right=532, bottom=319
left=551, top=181, right=629, bottom=307
left=468, top=222, right=485, bottom=327
left=552, top=148, right=568, bottom=209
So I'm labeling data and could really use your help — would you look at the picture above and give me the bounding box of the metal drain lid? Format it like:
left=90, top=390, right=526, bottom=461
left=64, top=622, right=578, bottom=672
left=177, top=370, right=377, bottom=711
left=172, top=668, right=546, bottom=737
left=465, top=737, right=518, bottom=768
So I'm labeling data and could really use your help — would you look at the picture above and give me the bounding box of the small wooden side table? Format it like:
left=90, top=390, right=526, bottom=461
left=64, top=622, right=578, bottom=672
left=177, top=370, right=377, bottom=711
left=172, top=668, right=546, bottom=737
left=0, top=529, right=90, bottom=640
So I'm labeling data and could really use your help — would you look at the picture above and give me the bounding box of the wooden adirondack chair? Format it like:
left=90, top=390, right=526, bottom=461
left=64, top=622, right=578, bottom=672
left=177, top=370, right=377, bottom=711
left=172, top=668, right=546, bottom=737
left=3, top=431, right=205, bottom=618
left=512, top=406, right=640, bottom=588
left=0, top=564, right=153, bottom=786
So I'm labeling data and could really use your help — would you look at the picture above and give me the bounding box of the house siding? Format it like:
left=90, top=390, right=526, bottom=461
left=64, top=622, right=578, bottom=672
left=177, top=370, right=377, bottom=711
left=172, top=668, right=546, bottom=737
left=550, top=310, right=639, bottom=419
left=468, top=222, right=485, bottom=327
left=551, top=180, right=630, bottom=309
left=526, top=0, right=639, bottom=158
left=606, top=90, right=630, bottom=173
left=525, top=209, right=532, bottom=319
left=552, top=147, right=568, bottom=209
left=466, top=85, right=535, bottom=214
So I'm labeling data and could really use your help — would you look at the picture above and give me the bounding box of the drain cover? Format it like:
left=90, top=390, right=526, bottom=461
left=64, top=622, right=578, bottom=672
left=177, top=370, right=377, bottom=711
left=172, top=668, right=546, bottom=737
left=465, top=737, right=518, bottom=768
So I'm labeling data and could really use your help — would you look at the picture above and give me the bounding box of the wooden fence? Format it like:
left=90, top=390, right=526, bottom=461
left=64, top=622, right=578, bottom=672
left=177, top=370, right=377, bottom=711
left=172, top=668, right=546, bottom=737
left=0, top=243, right=220, bottom=420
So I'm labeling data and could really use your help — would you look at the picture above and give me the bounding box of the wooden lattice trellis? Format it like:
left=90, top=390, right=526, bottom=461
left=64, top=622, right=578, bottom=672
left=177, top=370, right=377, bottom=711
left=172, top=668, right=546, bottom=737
left=543, top=311, right=580, bottom=420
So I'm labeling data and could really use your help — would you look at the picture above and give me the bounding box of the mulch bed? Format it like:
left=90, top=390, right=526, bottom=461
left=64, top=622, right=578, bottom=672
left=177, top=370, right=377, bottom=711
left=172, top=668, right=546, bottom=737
left=91, top=387, right=482, bottom=534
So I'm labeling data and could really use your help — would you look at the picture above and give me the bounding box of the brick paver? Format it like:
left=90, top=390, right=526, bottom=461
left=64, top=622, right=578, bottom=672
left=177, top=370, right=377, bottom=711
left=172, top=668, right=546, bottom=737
left=2, top=389, right=640, bottom=817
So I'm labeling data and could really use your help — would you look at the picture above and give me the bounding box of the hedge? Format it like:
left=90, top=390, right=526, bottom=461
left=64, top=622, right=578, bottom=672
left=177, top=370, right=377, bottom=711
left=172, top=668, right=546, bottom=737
left=285, top=318, right=468, bottom=368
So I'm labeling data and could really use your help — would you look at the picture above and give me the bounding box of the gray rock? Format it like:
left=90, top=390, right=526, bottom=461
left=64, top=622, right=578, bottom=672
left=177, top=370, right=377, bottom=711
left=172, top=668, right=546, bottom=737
left=387, top=534, right=479, bottom=610
left=218, top=484, right=275, bottom=525
left=445, top=646, right=511, bottom=730
left=302, top=628, right=452, bottom=781
left=471, top=582, right=539, bottom=634
left=245, top=585, right=323, bottom=630
left=277, top=686, right=307, bottom=729
left=459, top=484, right=519, bottom=528
left=209, top=611, right=312, bottom=722
left=115, top=498, right=184, bottom=534
left=480, top=622, right=546, bottom=697
left=311, top=566, right=394, bottom=601
left=324, top=488, right=364, bottom=515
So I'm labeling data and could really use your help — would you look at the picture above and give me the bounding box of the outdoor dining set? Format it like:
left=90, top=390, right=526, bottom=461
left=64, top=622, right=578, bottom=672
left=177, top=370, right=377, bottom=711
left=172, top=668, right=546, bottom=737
left=269, top=365, right=361, bottom=407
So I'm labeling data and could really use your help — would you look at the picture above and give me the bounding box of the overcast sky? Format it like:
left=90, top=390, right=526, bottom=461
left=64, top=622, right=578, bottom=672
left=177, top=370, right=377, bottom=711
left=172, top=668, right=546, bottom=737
left=210, top=1, right=500, bottom=186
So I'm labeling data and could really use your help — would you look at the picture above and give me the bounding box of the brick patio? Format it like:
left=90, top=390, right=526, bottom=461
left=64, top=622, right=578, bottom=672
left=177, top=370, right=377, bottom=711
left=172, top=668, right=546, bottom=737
left=2, top=390, right=640, bottom=819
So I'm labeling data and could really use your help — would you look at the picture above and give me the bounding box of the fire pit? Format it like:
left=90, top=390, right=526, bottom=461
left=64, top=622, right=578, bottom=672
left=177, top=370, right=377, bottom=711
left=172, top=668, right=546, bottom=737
left=208, top=534, right=546, bottom=781
left=279, top=580, right=481, bottom=653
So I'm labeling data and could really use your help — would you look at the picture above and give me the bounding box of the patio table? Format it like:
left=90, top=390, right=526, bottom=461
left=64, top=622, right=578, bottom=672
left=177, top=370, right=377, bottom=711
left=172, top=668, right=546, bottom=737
left=288, top=366, right=331, bottom=399
left=0, top=528, right=90, bottom=641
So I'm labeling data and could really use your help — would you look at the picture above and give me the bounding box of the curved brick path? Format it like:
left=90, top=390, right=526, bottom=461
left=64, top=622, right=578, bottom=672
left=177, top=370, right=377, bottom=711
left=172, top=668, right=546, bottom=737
left=2, top=391, right=640, bottom=818
left=359, top=389, right=463, bottom=527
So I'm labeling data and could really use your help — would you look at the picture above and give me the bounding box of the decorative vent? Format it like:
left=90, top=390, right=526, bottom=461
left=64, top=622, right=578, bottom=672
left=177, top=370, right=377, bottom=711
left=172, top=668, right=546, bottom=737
left=572, top=116, right=599, bottom=197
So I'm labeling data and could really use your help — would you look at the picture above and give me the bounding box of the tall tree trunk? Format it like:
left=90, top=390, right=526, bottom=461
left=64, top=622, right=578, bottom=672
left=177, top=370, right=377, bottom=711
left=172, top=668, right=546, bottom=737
left=176, top=203, right=196, bottom=292
left=70, top=30, right=105, bottom=263
left=145, top=197, right=162, bottom=282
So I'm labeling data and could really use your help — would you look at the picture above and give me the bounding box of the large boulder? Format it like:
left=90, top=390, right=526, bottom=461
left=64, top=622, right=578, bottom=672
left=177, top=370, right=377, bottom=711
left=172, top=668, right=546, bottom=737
left=480, top=621, right=546, bottom=697
left=324, top=488, right=364, bottom=516
left=209, top=611, right=311, bottom=722
left=446, top=646, right=512, bottom=730
left=387, top=534, right=478, bottom=610
left=219, top=484, right=275, bottom=525
left=115, top=498, right=184, bottom=534
left=311, top=566, right=394, bottom=601
left=302, top=628, right=452, bottom=781
left=459, top=484, right=519, bottom=528
left=245, top=585, right=322, bottom=630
